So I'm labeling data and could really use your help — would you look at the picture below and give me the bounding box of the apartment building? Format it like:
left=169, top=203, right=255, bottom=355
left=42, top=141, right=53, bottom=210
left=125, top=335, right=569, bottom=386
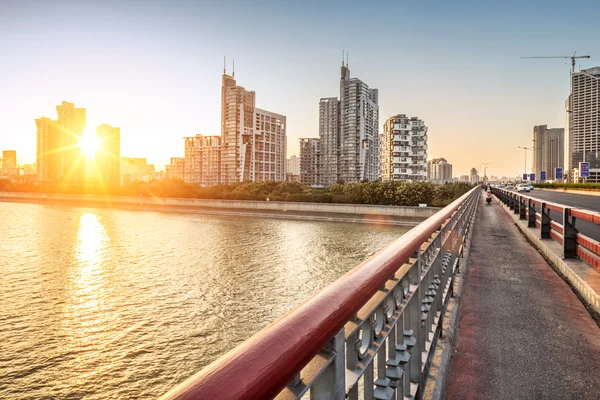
left=427, top=158, right=453, bottom=182
left=183, top=134, right=222, bottom=186
left=220, top=70, right=286, bottom=183
left=166, top=157, right=185, bottom=180
left=567, top=67, right=600, bottom=182
left=381, top=114, right=428, bottom=182
left=299, top=138, right=321, bottom=187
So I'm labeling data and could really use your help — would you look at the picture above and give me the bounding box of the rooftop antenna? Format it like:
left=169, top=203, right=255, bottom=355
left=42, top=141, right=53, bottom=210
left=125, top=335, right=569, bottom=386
left=342, top=49, right=344, bottom=66
left=223, top=56, right=226, bottom=74
left=232, top=59, right=235, bottom=78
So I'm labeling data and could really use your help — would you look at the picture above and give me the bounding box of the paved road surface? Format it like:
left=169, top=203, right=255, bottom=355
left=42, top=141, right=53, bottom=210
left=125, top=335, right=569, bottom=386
left=445, top=193, right=600, bottom=400
left=522, top=189, right=600, bottom=212
left=500, top=188, right=600, bottom=241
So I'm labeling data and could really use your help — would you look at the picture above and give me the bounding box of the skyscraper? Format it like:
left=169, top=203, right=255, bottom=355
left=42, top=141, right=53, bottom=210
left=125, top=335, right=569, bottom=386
left=381, top=115, right=428, bottom=182
left=96, top=124, right=121, bottom=186
left=533, top=125, right=564, bottom=181
left=338, top=63, right=379, bottom=183
left=567, top=67, right=600, bottom=182
left=299, top=138, right=321, bottom=187
left=220, top=69, right=286, bottom=183
left=36, top=101, right=86, bottom=184
left=319, top=97, right=340, bottom=185
left=314, top=62, right=379, bottom=185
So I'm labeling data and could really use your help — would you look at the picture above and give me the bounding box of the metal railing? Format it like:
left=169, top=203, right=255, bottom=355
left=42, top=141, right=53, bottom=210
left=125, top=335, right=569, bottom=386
left=492, top=187, right=600, bottom=271
left=159, top=187, right=480, bottom=400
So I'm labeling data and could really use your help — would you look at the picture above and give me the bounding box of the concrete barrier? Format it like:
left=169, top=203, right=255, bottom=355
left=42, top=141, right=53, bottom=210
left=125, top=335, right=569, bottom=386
left=0, top=191, right=440, bottom=219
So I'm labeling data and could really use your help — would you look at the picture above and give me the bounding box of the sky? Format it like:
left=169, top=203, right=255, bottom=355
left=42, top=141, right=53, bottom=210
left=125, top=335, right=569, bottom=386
left=0, top=0, right=599, bottom=177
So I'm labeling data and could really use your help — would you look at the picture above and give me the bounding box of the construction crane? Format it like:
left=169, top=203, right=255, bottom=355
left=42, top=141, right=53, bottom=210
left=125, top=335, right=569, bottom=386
left=521, top=52, right=590, bottom=74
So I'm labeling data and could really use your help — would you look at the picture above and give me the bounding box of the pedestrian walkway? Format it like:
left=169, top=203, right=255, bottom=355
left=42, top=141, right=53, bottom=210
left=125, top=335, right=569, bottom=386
left=445, top=192, right=600, bottom=399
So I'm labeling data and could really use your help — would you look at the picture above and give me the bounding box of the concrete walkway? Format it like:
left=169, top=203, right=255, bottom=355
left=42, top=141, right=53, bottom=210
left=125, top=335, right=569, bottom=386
left=445, top=192, right=600, bottom=399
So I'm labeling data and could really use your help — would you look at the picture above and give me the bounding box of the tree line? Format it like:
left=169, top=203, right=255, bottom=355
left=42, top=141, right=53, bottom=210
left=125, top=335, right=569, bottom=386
left=0, top=179, right=473, bottom=207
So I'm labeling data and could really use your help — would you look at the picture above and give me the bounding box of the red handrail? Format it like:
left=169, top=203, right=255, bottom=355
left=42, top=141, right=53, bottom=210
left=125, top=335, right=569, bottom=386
left=159, top=188, right=477, bottom=400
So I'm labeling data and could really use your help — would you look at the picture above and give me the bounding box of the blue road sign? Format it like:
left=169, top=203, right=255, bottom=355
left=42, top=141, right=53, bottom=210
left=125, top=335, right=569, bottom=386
left=580, top=162, right=590, bottom=178
left=555, top=167, right=563, bottom=180
left=540, top=171, right=546, bottom=181
left=529, top=173, right=536, bottom=181
left=522, top=173, right=528, bottom=181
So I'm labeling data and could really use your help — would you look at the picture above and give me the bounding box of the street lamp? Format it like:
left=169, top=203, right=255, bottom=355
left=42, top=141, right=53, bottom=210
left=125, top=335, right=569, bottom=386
left=517, top=146, right=533, bottom=179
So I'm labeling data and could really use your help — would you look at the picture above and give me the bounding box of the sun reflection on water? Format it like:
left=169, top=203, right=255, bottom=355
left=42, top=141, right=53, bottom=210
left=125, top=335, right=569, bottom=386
left=63, top=213, right=112, bottom=344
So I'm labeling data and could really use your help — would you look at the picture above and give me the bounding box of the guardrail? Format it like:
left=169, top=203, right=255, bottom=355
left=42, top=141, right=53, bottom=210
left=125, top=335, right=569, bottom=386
left=492, top=187, right=600, bottom=271
left=159, top=187, right=480, bottom=400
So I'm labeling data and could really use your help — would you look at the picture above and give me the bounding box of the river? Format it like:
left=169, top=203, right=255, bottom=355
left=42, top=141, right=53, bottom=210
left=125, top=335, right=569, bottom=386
left=0, top=201, right=409, bottom=399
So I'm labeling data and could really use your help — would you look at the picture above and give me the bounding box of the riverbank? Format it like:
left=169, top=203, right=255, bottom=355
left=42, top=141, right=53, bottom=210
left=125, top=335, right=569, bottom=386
left=0, top=191, right=439, bottom=226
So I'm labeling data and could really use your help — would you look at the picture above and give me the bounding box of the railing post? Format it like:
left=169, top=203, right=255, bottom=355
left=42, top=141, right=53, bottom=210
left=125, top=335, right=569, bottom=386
left=562, top=208, right=578, bottom=259
left=310, top=328, right=346, bottom=400
left=528, top=199, right=536, bottom=228
left=509, top=194, right=515, bottom=210
left=513, top=195, right=520, bottom=215
left=541, top=202, right=551, bottom=239
left=519, top=196, right=527, bottom=220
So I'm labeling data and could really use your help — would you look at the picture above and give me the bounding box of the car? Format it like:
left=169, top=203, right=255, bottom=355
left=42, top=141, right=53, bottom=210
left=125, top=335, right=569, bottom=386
left=507, top=184, right=514, bottom=190
left=527, top=184, right=534, bottom=191
left=516, top=183, right=530, bottom=192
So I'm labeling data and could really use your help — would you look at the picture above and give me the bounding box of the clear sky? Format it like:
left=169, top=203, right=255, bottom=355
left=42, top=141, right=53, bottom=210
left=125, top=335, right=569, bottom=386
left=0, top=0, right=598, bottom=177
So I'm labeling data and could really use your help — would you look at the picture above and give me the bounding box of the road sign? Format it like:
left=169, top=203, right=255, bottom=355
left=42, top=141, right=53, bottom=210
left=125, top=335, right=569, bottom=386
left=540, top=171, right=546, bottom=181
left=555, top=167, right=563, bottom=180
left=529, top=173, right=536, bottom=181
left=580, top=162, right=590, bottom=178
left=522, top=173, right=528, bottom=181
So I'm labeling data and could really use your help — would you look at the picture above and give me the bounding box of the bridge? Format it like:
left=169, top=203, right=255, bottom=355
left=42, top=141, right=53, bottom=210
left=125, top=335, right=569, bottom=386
left=158, top=187, right=600, bottom=400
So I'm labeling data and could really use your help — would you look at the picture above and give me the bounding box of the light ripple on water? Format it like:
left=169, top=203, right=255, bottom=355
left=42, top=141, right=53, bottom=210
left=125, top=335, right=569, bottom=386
left=0, top=201, right=408, bottom=399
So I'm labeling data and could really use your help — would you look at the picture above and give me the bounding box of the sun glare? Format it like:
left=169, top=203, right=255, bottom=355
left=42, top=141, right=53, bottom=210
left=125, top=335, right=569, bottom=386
left=79, top=129, right=100, bottom=158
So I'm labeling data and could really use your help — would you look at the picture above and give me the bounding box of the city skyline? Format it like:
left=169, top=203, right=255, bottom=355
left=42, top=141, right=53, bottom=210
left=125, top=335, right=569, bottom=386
left=1, top=0, right=599, bottom=177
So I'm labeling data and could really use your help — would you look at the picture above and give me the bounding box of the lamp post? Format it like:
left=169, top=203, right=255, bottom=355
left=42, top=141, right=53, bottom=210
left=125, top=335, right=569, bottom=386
left=518, top=146, right=533, bottom=180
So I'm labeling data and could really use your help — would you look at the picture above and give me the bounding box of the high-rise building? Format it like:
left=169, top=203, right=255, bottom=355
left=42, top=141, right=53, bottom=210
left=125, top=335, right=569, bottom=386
left=1, top=150, right=17, bottom=171
left=469, top=167, right=479, bottom=184
left=533, top=125, right=564, bottom=181
left=96, top=124, right=121, bottom=186
left=287, top=155, right=300, bottom=176
left=300, top=62, right=378, bottom=186
left=220, top=70, right=286, bottom=183
left=427, top=158, right=453, bottom=182
left=567, top=67, right=600, bottom=182
left=36, top=101, right=86, bottom=184
left=166, top=157, right=185, bottom=180
left=183, top=134, right=222, bottom=186
left=381, top=115, right=428, bottom=182
left=319, top=97, right=340, bottom=185
left=299, top=138, right=321, bottom=187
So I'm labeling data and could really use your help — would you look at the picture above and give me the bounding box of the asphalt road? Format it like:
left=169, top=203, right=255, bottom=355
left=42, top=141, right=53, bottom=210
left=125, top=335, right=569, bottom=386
left=519, top=189, right=600, bottom=212
left=445, top=194, right=600, bottom=399
left=501, top=188, right=600, bottom=241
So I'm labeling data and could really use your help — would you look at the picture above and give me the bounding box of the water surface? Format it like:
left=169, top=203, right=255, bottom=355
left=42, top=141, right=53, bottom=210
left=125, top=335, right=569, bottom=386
left=0, top=201, right=409, bottom=399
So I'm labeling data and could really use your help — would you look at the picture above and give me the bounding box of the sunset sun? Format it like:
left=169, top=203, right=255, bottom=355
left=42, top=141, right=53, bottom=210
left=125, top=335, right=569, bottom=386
left=79, top=129, right=100, bottom=158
